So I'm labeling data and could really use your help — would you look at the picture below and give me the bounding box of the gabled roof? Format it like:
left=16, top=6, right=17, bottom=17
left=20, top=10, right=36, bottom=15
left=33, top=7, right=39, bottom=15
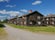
left=19, top=11, right=44, bottom=18
left=45, top=14, right=55, bottom=17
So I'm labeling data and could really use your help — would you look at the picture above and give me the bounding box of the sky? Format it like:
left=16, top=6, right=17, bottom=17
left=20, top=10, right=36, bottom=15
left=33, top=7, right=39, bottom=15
left=0, top=0, right=55, bottom=20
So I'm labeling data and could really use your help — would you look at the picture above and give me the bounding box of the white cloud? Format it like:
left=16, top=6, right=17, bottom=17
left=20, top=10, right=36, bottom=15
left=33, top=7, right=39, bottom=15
left=32, top=0, right=42, bottom=5
left=0, top=10, right=20, bottom=16
left=0, top=16, right=6, bottom=20
left=6, top=5, right=16, bottom=8
left=0, top=10, right=6, bottom=14
left=20, top=9, right=28, bottom=12
left=0, top=0, right=9, bottom=2
left=0, top=9, right=28, bottom=19
left=8, top=11, right=20, bottom=16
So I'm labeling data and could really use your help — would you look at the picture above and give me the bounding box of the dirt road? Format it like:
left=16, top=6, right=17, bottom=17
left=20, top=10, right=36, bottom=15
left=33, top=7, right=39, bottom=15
left=1, top=24, right=55, bottom=40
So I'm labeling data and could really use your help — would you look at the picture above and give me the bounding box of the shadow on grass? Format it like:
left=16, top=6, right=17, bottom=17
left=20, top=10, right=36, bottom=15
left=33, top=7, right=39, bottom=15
left=0, top=24, right=5, bottom=28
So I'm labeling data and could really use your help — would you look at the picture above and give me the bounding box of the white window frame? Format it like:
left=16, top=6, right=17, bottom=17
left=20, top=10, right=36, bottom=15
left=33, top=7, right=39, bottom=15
left=38, top=21, right=41, bottom=25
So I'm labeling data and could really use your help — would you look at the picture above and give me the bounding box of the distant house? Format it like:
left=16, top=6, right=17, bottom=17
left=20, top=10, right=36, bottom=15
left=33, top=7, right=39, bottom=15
left=18, top=11, right=44, bottom=26
left=8, top=19, right=13, bottom=23
left=44, top=14, right=55, bottom=26
left=8, top=17, right=17, bottom=24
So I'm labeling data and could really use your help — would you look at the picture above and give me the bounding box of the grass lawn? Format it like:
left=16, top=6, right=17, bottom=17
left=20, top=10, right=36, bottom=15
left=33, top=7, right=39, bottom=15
left=0, top=28, right=6, bottom=36
left=0, top=28, right=7, bottom=40
left=0, top=24, right=7, bottom=36
left=7, top=24, right=55, bottom=33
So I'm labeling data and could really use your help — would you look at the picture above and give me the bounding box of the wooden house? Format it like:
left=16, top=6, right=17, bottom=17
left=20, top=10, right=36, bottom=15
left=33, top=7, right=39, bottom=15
left=18, top=11, right=44, bottom=26
left=44, top=14, right=55, bottom=26
left=8, top=10, right=55, bottom=26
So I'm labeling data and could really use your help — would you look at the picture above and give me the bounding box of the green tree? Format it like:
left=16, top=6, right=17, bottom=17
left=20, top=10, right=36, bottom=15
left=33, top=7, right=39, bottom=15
left=2, top=19, right=8, bottom=23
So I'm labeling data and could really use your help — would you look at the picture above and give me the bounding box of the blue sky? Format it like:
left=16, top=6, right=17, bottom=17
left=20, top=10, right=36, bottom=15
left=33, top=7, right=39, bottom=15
left=0, top=0, right=55, bottom=20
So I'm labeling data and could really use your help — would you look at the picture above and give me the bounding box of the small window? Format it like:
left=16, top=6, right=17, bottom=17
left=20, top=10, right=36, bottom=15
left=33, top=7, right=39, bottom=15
left=52, top=18, right=55, bottom=20
left=52, top=22, right=54, bottom=24
left=24, top=21, right=26, bottom=25
left=14, top=22, right=16, bottom=24
left=38, top=21, right=41, bottom=25
left=37, top=16, right=41, bottom=19
left=30, top=22, right=32, bottom=24
left=46, top=18, right=49, bottom=20
left=47, top=22, right=48, bottom=24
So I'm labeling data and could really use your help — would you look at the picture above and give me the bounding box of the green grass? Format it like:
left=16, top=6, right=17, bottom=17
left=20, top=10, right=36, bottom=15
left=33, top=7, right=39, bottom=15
left=7, top=24, right=55, bottom=33
left=0, top=24, right=7, bottom=36
left=0, top=28, right=7, bottom=36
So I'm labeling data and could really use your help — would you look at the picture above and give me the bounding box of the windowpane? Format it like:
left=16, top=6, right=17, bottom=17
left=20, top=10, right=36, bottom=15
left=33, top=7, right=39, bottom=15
left=46, top=18, right=49, bottom=20
left=37, top=16, right=40, bottom=19
left=38, top=21, right=41, bottom=25
left=52, top=22, right=54, bottom=24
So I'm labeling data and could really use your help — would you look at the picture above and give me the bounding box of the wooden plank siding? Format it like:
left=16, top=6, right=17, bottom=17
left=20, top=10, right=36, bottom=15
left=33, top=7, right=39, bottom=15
left=8, top=11, right=55, bottom=26
left=17, top=11, right=44, bottom=26
left=44, top=17, right=55, bottom=26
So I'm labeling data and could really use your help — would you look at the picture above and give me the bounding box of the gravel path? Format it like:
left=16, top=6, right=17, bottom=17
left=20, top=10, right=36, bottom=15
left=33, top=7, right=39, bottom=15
left=1, top=24, right=55, bottom=40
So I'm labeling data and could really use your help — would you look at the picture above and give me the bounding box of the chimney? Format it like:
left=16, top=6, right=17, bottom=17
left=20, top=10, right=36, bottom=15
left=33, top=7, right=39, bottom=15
left=29, top=10, right=32, bottom=13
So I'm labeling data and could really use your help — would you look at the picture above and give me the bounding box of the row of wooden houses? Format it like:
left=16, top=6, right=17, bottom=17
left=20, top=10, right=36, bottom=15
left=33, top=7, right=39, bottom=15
left=8, top=10, right=55, bottom=26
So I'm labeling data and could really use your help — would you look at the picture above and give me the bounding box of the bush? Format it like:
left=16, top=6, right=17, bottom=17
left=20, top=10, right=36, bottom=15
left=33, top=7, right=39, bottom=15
left=0, top=24, right=5, bottom=27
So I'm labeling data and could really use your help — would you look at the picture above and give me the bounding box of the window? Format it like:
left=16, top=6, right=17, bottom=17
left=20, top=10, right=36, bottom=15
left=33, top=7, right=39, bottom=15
left=37, top=16, right=41, bottom=19
left=14, top=22, right=16, bottom=24
left=52, top=18, right=55, bottom=20
left=22, top=17, right=25, bottom=19
left=52, top=22, right=54, bottom=24
left=30, top=22, right=32, bottom=24
left=46, top=18, right=49, bottom=20
left=47, top=22, right=48, bottom=24
left=38, top=21, right=41, bottom=25
left=24, top=21, right=26, bottom=25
